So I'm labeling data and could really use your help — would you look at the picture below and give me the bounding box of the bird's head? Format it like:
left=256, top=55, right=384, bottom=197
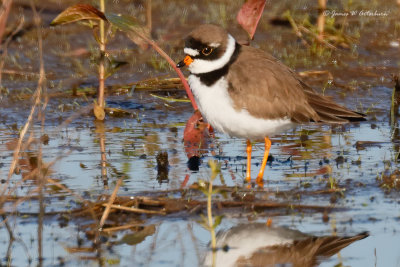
left=176, top=24, right=236, bottom=74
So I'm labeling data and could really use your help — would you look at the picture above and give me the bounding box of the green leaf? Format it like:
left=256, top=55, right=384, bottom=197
left=199, top=187, right=209, bottom=196
left=212, top=215, right=224, bottom=229
left=211, top=189, right=220, bottom=195
left=105, top=59, right=128, bottom=79
left=105, top=13, right=140, bottom=34
left=105, top=13, right=150, bottom=50
left=118, top=225, right=156, bottom=245
left=197, top=215, right=211, bottom=230
left=199, top=213, right=207, bottom=222
left=50, top=4, right=107, bottom=26
left=208, top=160, right=221, bottom=180
left=105, top=258, right=120, bottom=265
left=122, top=162, right=131, bottom=173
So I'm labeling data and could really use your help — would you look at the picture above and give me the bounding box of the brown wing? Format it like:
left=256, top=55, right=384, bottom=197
left=236, top=232, right=369, bottom=267
left=227, top=45, right=365, bottom=123
left=301, top=80, right=366, bottom=122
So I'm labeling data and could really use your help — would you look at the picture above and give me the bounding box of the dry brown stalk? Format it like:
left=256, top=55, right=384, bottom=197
left=5, top=89, right=40, bottom=181
left=4, top=148, right=71, bottom=200
left=99, top=129, right=108, bottom=186
left=101, top=203, right=166, bottom=215
left=76, top=194, right=337, bottom=217
left=0, top=187, right=40, bottom=219
left=298, top=25, right=337, bottom=50
left=317, top=0, right=327, bottom=43
left=298, top=70, right=334, bottom=80
left=1, top=69, right=38, bottom=76
left=46, top=177, right=98, bottom=222
left=0, top=17, right=24, bottom=86
left=134, top=196, right=163, bottom=206
left=27, top=2, right=46, bottom=262
left=0, top=0, right=12, bottom=45
left=97, top=0, right=106, bottom=110
left=66, top=247, right=96, bottom=253
left=99, top=178, right=123, bottom=229
left=145, top=0, right=152, bottom=32
left=284, top=10, right=310, bottom=47
left=101, top=222, right=143, bottom=233
left=1, top=0, right=46, bottom=206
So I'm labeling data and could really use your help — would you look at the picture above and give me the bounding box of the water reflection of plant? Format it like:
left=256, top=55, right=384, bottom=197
left=197, top=160, right=223, bottom=267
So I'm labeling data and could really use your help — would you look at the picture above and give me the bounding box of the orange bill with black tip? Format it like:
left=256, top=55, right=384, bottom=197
left=176, top=55, right=193, bottom=68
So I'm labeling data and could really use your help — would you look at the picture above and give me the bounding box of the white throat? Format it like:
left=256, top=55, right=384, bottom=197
left=188, top=34, right=236, bottom=74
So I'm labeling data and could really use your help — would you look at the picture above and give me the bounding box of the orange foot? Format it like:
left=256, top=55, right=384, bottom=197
left=255, top=137, right=271, bottom=188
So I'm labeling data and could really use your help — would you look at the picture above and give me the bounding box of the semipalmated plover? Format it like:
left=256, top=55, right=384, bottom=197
left=177, top=24, right=365, bottom=185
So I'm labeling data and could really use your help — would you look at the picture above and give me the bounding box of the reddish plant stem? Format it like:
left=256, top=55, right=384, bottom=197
left=149, top=41, right=198, bottom=110
left=0, top=0, right=12, bottom=46
left=98, top=0, right=106, bottom=109
left=126, top=28, right=198, bottom=110
left=317, top=0, right=327, bottom=43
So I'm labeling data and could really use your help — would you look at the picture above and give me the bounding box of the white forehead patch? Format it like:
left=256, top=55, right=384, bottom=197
left=184, top=47, right=199, bottom=57
left=209, top=42, right=220, bottom=48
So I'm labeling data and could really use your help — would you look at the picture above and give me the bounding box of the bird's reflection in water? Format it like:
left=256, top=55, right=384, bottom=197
left=204, top=223, right=368, bottom=267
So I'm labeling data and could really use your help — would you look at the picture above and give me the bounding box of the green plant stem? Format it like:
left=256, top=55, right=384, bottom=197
left=98, top=0, right=105, bottom=109
left=207, top=178, right=216, bottom=267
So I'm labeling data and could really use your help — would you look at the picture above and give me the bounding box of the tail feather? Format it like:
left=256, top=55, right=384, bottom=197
left=304, top=89, right=366, bottom=123
left=315, top=231, right=369, bottom=257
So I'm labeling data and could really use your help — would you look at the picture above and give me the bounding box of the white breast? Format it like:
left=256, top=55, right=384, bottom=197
left=188, top=75, right=295, bottom=140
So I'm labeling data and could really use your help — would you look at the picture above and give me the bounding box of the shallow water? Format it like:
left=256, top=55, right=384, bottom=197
left=1, top=0, right=400, bottom=266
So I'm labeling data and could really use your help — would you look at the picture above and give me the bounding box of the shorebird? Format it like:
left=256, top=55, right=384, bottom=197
left=204, top=223, right=368, bottom=267
left=177, top=24, right=365, bottom=185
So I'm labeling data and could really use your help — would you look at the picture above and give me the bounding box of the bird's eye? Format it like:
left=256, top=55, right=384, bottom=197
left=202, top=47, right=213, bottom=56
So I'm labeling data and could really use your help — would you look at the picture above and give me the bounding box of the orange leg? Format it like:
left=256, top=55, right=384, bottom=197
left=246, top=139, right=252, bottom=183
left=256, top=137, right=272, bottom=186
